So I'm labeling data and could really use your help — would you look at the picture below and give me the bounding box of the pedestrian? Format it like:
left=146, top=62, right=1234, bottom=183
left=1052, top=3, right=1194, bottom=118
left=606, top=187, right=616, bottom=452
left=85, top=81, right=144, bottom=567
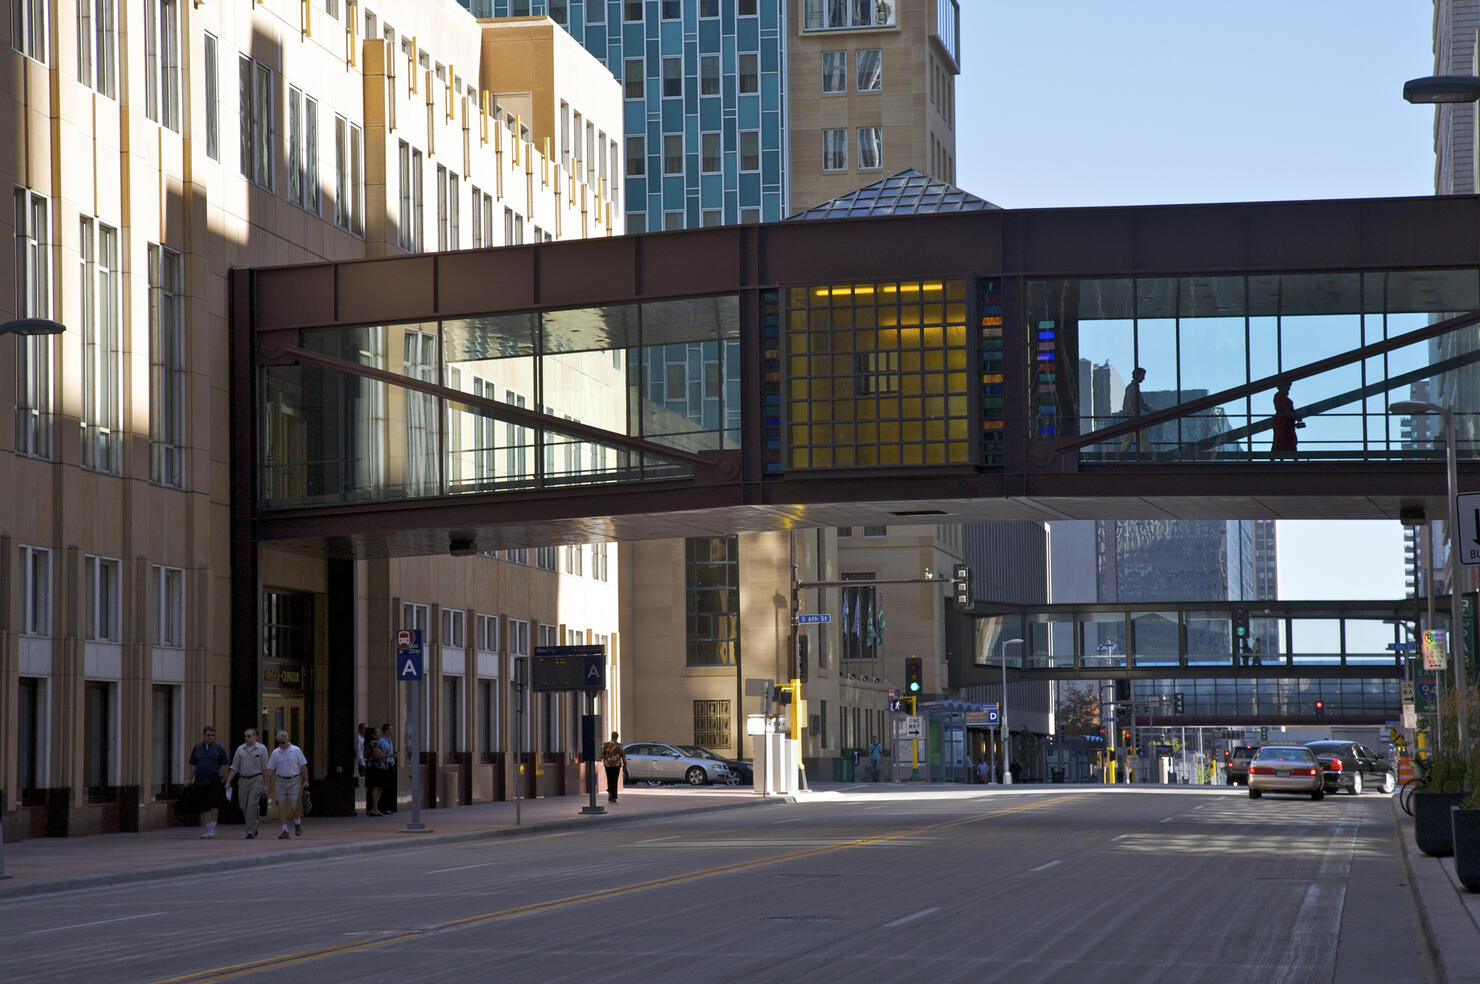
left=365, top=726, right=392, bottom=815
left=1271, top=381, right=1300, bottom=458
left=265, top=730, right=309, bottom=839
left=355, top=722, right=367, bottom=777
left=601, top=732, right=626, bottom=802
left=186, top=726, right=230, bottom=838
left=976, top=758, right=990, bottom=784
left=1009, top=760, right=1022, bottom=784
left=226, top=728, right=270, bottom=839
left=867, top=736, right=883, bottom=782
left=1119, top=367, right=1148, bottom=454
left=379, top=723, right=398, bottom=813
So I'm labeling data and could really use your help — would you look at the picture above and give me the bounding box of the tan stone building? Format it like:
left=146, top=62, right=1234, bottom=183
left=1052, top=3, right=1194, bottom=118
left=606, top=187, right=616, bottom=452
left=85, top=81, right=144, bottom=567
left=1, top=1, right=623, bottom=838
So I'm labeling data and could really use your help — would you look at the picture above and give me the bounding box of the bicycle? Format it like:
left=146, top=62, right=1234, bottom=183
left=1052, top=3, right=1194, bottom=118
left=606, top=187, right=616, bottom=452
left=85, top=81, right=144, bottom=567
left=1399, top=756, right=1431, bottom=817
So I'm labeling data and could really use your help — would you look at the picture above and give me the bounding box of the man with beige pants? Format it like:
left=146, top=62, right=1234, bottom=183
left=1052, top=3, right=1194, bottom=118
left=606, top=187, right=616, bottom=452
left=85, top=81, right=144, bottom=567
left=265, top=731, right=309, bottom=840
left=226, top=728, right=270, bottom=839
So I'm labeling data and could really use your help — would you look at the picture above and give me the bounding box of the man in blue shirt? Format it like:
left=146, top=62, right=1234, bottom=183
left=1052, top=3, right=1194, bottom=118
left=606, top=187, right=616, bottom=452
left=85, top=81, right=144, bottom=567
left=187, top=726, right=230, bottom=838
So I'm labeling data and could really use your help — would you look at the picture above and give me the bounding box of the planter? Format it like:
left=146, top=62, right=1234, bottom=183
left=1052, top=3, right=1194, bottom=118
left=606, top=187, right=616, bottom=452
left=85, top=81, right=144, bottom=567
left=1454, top=807, right=1480, bottom=892
left=1415, top=791, right=1468, bottom=857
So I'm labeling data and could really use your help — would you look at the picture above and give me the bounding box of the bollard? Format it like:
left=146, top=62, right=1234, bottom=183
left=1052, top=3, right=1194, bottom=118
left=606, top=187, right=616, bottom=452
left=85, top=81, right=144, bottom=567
left=0, top=821, right=11, bottom=879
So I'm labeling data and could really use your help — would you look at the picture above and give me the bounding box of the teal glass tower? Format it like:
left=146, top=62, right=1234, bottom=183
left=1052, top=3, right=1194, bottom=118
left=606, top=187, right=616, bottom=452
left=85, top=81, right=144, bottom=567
left=464, top=1, right=787, bottom=229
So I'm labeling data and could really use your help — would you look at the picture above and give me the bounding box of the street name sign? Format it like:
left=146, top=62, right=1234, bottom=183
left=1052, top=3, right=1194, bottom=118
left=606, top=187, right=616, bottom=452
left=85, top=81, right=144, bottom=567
left=796, top=614, right=831, bottom=624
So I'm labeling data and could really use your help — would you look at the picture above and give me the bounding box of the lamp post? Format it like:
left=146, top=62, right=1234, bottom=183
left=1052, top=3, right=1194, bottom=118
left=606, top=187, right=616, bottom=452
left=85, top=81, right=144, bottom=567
left=1391, top=400, right=1468, bottom=751
left=1001, top=638, right=1024, bottom=785
left=0, top=318, right=61, bottom=878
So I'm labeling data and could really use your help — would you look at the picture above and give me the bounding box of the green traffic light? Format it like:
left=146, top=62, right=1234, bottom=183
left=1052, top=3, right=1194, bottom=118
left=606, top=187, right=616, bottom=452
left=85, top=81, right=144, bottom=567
left=908, top=681, right=920, bottom=692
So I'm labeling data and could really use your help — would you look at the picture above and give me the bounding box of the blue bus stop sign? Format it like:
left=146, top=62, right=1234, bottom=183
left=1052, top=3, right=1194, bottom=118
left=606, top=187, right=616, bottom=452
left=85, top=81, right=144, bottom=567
left=396, top=629, right=424, bottom=680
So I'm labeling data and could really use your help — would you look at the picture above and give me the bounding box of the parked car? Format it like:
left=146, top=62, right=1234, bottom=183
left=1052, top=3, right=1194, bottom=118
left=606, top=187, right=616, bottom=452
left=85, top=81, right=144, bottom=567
left=1225, top=745, right=1260, bottom=786
left=1247, top=745, right=1324, bottom=800
left=678, top=745, right=753, bottom=785
left=623, top=742, right=732, bottom=786
left=1304, top=740, right=1396, bottom=795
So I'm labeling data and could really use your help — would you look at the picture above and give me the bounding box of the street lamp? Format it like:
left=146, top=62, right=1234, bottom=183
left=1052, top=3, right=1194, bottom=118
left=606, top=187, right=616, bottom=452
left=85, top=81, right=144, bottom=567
left=1391, top=399, right=1468, bottom=751
left=1001, top=638, right=1024, bottom=785
left=1403, top=75, right=1480, bottom=104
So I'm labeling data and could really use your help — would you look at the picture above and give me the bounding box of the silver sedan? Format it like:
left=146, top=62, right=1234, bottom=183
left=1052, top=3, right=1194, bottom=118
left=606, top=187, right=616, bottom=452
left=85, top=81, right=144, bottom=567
left=1248, top=745, right=1324, bottom=800
left=623, top=742, right=733, bottom=786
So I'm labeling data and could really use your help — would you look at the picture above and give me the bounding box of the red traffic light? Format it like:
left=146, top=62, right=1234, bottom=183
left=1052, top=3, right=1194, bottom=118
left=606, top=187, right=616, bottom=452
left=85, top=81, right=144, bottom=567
left=1315, top=700, right=1324, bottom=710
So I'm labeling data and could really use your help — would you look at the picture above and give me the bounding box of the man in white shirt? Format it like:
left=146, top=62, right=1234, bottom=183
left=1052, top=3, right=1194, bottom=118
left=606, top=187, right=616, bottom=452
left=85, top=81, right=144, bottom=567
left=226, top=728, right=270, bottom=839
left=265, top=730, right=309, bottom=839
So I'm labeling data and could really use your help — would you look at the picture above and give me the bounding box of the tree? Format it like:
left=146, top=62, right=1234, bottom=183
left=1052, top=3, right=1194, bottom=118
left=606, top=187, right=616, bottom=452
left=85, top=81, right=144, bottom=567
left=1057, top=685, right=1101, bottom=737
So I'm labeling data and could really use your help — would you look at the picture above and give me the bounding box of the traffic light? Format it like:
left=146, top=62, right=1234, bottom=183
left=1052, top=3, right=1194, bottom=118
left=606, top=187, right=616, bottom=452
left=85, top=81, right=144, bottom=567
left=905, top=656, right=923, bottom=695
left=1260, top=726, right=1269, bottom=740
left=1173, top=692, right=1184, bottom=714
left=773, top=685, right=793, bottom=705
left=1315, top=699, right=1325, bottom=719
left=1232, top=606, right=1250, bottom=650
left=952, top=564, right=972, bottom=608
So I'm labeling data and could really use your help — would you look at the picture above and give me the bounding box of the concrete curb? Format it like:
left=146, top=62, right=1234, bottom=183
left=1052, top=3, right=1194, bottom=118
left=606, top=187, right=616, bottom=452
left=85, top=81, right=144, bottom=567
left=1391, top=794, right=1480, bottom=984
left=0, top=794, right=795, bottom=902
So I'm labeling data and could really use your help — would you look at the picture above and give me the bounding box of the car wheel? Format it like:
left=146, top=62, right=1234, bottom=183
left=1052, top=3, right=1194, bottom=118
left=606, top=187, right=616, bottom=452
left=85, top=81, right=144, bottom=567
left=686, top=766, right=707, bottom=786
left=1312, top=788, right=1324, bottom=801
left=1249, top=788, right=1262, bottom=799
left=1381, top=771, right=1396, bottom=795
left=1349, top=773, right=1363, bottom=795
left=724, top=773, right=742, bottom=786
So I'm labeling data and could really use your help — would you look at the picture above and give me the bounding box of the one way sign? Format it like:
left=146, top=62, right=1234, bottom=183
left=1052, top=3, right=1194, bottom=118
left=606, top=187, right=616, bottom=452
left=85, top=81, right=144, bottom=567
left=1458, top=492, right=1480, bottom=566
left=396, top=629, right=424, bottom=680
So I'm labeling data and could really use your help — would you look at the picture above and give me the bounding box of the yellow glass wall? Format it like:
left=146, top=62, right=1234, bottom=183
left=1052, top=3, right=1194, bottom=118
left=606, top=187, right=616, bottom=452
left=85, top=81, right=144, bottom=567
left=784, top=279, right=971, bottom=469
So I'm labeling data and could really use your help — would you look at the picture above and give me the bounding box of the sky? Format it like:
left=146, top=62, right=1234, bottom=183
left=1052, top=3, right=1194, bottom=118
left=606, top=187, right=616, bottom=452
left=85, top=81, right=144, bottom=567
left=951, top=1, right=1432, bottom=600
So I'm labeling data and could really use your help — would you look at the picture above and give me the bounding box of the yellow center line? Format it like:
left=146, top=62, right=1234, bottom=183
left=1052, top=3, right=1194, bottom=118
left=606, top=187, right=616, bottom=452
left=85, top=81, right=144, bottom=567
left=154, top=794, right=1084, bottom=984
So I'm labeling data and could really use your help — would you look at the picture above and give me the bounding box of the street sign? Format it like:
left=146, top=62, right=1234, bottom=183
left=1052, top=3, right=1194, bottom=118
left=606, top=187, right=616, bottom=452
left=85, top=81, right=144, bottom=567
left=1423, top=630, right=1449, bottom=671
left=796, top=613, right=831, bottom=624
left=1400, top=681, right=1415, bottom=704
left=986, top=707, right=1000, bottom=727
left=1456, top=492, right=1480, bottom=566
left=900, top=715, right=924, bottom=739
left=1416, top=677, right=1439, bottom=713
left=396, top=629, right=424, bottom=681
left=532, top=645, right=606, bottom=692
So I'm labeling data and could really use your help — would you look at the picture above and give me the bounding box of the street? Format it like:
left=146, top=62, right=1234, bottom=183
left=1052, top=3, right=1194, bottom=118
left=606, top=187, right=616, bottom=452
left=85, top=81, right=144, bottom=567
left=0, top=786, right=1429, bottom=984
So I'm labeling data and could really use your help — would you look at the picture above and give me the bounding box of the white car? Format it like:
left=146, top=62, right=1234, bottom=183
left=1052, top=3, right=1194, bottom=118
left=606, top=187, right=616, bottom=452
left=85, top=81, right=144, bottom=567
left=624, top=742, right=732, bottom=786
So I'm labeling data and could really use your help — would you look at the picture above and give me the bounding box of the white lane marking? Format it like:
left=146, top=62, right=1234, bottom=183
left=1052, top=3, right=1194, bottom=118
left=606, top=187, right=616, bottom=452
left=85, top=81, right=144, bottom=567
left=772, top=817, right=805, bottom=824
left=1111, top=834, right=1130, bottom=841
left=883, top=906, right=940, bottom=929
left=427, top=861, right=500, bottom=874
left=637, top=835, right=679, bottom=843
left=1159, top=816, right=1176, bottom=823
left=27, top=912, right=165, bottom=935
left=1028, top=860, right=1061, bottom=872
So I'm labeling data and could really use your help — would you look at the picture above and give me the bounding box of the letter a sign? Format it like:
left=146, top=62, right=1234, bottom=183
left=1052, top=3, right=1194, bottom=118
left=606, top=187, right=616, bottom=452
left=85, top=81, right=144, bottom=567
left=397, top=629, right=424, bottom=680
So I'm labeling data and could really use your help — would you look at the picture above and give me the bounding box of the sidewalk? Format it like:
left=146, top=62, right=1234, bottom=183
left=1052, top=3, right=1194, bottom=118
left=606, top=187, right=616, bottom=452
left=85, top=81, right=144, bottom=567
left=0, top=785, right=784, bottom=901
left=1393, top=795, right=1480, bottom=984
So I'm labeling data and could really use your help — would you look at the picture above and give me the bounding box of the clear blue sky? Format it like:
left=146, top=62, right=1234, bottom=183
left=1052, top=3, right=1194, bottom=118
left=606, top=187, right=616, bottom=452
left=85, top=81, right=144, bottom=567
left=954, top=1, right=1432, bottom=599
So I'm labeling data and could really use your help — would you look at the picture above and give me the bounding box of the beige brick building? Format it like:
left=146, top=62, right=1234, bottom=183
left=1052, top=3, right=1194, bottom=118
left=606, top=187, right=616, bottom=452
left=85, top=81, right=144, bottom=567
left=1, top=0, right=623, bottom=839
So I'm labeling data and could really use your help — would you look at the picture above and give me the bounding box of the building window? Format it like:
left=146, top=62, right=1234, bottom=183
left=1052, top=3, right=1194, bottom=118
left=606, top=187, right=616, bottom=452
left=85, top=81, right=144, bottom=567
left=443, top=675, right=462, bottom=751
left=143, top=0, right=180, bottom=129
left=686, top=536, right=739, bottom=667
left=663, top=134, right=683, bottom=175
left=823, top=128, right=847, bottom=171
left=841, top=580, right=880, bottom=662
left=858, top=126, right=882, bottom=169
left=398, top=141, right=422, bottom=251
left=151, top=684, right=176, bottom=796
left=662, top=57, right=682, bottom=97
left=857, top=48, right=882, bottom=91
left=694, top=699, right=730, bottom=747
left=822, top=50, right=846, bottom=93
left=78, top=0, right=117, bottom=96
left=154, top=565, right=184, bottom=647
left=85, top=554, right=122, bottom=642
left=739, top=0, right=756, bottom=12
left=535, top=545, right=557, bottom=570
left=740, top=131, right=759, bottom=171
left=702, top=210, right=721, bottom=227
left=627, top=212, right=646, bottom=233
left=701, top=55, right=719, bottom=96
left=13, top=0, right=47, bottom=61
left=14, top=187, right=53, bottom=459
left=335, top=116, right=364, bottom=234
left=441, top=607, right=465, bottom=649
left=700, top=0, right=718, bottom=15
left=663, top=211, right=683, bottom=231
left=623, top=58, right=643, bottom=99
left=239, top=55, right=273, bottom=188
left=80, top=218, right=121, bottom=474
left=85, top=681, right=114, bottom=795
left=741, top=208, right=760, bottom=224
left=804, top=0, right=896, bottom=29
left=739, top=53, right=758, bottom=94
left=701, top=133, right=721, bottom=173
left=626, top=135, right=644, bottom=176
left=477, top=678, right=500, bottom=757
left=18, top=677, right=43, bottom=801
left=203, top=34, right=218, bottom=158
left=20, top=545, right=49, bottom=635
left=149, top=243, right=185, bottom=487
left=476, top=613, right=499, bottom=653
left=288, top=87, right=320, bottom=213
left=623, top=0, right=642, bottom=19
left=661, top=0, right=679, bottom=18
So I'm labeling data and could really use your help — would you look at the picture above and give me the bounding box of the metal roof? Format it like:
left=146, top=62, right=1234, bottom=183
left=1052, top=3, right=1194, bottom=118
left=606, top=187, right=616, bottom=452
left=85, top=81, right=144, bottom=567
left=788, top=169, right=1000, bottom=220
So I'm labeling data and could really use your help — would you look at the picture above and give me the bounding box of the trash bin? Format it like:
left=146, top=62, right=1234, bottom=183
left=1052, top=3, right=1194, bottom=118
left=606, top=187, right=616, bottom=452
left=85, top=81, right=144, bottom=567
left=1050, top=766, right=1066, bottom=783
left=839, top=752, right=854, bottom=782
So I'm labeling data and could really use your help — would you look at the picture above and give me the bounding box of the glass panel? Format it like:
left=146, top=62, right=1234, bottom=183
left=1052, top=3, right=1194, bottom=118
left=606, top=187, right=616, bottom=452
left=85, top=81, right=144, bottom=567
left=1081, top=613, right=1126, bottom=668
left=1185, top=612, right=1233, bottom=667
left=1130, top=611, right=1179, bottom=667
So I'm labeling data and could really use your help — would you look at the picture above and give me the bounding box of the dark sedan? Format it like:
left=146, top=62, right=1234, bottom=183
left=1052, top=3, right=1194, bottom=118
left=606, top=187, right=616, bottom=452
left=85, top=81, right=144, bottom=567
left=679, top=745, right=753, bottom=785
left=1304, top=740, right=1395, bottom=795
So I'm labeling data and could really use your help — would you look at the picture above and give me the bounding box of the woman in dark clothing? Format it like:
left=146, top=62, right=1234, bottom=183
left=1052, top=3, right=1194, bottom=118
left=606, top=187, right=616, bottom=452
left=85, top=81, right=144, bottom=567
left=1271, top=382, right=1299, bottom=457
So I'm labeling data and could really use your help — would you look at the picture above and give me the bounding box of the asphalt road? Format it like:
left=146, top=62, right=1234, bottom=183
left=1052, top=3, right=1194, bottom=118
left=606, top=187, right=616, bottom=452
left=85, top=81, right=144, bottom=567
left=0, top=786, right=1431, bottom=984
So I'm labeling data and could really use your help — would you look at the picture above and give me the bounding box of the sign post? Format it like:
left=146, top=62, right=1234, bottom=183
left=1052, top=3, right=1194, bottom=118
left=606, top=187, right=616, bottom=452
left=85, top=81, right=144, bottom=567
left=533, top=645, right=608, bottom=816
left=395, top=630, right=429, bottom=833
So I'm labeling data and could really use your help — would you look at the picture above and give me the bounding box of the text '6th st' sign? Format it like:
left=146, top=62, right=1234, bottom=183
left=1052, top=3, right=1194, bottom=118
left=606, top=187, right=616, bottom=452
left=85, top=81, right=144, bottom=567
left=532, top=645, right=607, bottom=692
